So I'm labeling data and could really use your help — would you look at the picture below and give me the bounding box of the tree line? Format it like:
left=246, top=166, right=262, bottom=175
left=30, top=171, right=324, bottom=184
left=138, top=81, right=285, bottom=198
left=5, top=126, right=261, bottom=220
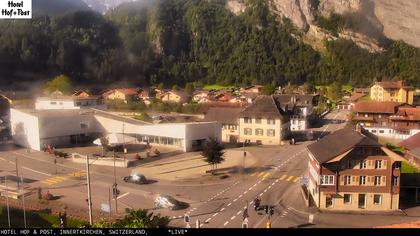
left=0, top=0, right=419, bottom=89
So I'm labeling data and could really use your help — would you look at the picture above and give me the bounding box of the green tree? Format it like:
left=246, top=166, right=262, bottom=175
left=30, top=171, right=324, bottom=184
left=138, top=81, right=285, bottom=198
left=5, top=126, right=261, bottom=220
left=44, top=74, right=72, bottom=95
left=262, top=84, right=275, bottom=95
left=93, top=209, right=169, bottom=228
left=100, top=136, right=109, bottom=155
left=172, top=85, right=179, bottom=91
left=157, top=83, right=164, bottom=90
left=201, top=137, right=225, bottom=174
left=185, top=83, right=194, bottom=95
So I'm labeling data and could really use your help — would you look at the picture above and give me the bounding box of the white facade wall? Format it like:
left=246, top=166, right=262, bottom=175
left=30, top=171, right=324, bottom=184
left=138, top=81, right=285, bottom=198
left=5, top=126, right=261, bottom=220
left=10, top=109, right=41, bottom=151
left=307, top=152, right=320, bottom=207
left=364, top=127, right=420, bottom=140
left=36, top=100, right=78, bottom=110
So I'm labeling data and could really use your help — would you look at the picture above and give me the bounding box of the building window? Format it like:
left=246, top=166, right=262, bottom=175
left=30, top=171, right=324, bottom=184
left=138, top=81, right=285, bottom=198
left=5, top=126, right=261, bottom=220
left=373, top=194, right=382, bottom=205
left=393, top=176, right=399, bottom=186
left=379, top=130, right=384, bottom=134
left=321, top=175, right=334, bottom=185
left=347, top=160, right=352, bottom=169
left=244, top=117, right=252, bottom=124
left=267, top=119, right=275, bottom=125
left=371, top=130, right=377, bottom=133
left=359, top=176, right=366, bottom=185
left=375, top=160, right=382, bottom=169
left=344, top=194, right=351, bottom=204
left=344, top=176, right=351, bottom=185
left=244, top=128, right=252, bottom=135
left=325, top=195, right=333, bottom=208
left=50, top=102, right=57, bottom=105
left=267, top=129, right=275, bottom=137
left=255, top=129, right=264, bottom=136
left=360, top=160, right=367, bottom=169
left=374, top=176, right=381, bottom=186
left=255, top=118, right=262, bottom=124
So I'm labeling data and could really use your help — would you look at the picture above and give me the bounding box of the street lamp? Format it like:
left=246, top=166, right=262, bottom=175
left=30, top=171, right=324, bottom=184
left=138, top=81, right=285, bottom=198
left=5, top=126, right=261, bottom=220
left=243, top=139, right=250, bottom=173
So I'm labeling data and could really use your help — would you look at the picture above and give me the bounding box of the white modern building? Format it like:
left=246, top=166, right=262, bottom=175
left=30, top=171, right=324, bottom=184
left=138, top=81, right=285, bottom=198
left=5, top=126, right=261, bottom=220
left=35, top=96, right=106, bottom=110
left=10, top=108, right=221, bottom=152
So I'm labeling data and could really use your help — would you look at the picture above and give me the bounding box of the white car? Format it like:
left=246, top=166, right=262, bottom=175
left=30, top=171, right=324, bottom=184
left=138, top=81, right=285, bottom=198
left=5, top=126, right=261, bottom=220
left=154, top=195, right=184, bottom=210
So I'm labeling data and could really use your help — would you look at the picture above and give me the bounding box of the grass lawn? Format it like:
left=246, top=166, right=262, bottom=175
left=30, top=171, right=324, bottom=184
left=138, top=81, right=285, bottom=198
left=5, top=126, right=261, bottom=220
left=0, top=205, right=87, bottom=227
left=202, top=84, right=238, bottom=90
left=401, top=162, right=420, bottom=174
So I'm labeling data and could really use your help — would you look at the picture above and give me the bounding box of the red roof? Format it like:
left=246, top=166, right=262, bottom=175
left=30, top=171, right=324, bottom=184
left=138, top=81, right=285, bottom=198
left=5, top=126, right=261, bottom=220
left=354, top=101, right=403, bottom=114
left=391, top=107, right=420, bottom=121
left=399, top=132, right=420, bottom=150
left=349, top=93, right=366, bottom=102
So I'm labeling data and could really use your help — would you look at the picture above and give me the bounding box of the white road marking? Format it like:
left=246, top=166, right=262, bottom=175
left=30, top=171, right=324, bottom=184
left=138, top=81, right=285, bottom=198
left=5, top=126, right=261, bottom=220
left=223, top=221, right=229, bottom=226
left=271, top=182, right=275, bottom=186
left=22, top=167, right=52, bottom=176
left=248, top=187, right=253, bottom=191
left=205, top=218, right=211, bottom=223
left=233, top=198, right=237, bottom=202
left=259, top=193, right=263, bottom=197
left=117, top=192, right=130, bottom=200
left=236, top=211, right=241, bottom=216
left=268, top=186, right=272, bottom=189
left=275, top=179, right=279, bottom=183
left=253, top=184, right=257, bottom=187
left=227, top=203, right=232, bottom=206
left=244, top=191, right=248, bottom=194
left=212, top=213, right=218, bottom=217
left=221, top=208, right=225, bottom=211
left=264, top=189, right=267, bottom=193
left=200, top=224, right=203, bottom=227
left=239, top=194, right=243, bottom=198
left=231, top=216, right=236, bottom=220
left=243, top=206, right=247, bottom=209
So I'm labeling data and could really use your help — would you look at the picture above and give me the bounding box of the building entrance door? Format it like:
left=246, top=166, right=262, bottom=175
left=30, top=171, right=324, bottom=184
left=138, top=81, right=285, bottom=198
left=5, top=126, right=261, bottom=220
left=358, top=194, right=366, bottom=209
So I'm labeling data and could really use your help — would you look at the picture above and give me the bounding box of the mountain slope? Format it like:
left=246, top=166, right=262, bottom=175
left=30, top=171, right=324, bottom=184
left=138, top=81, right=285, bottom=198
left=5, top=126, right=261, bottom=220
left=33, top=0, right=90, bottom=16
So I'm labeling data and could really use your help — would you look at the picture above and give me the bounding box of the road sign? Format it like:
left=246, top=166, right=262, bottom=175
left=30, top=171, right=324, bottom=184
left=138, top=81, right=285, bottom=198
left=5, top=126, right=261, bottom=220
left=100, top=203, right=110, bottom=213
left=300, top=176, right=309, bottom=186
left=309, top=214, right=314, bottom=224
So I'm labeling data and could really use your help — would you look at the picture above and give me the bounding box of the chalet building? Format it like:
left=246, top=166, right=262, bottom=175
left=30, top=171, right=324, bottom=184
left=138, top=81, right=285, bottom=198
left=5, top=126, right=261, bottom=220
left=370, top=80, right=415, bottom=105
left=203, top=107, right=242, bottom=143
left=399, top=132, right=420, bottom=168
left=238, top=95, right=290, bottom=145
left=159, top=90, right=189, bottom=103
left=307, top=127, right=404, bottom=211
left=72, top=90, right=91, bottom=98
left=274, top=95, right=317, bottom=131
left=353, top=101, right=419, bottom=140
left=337, top=93, right=366, bottom=110
left=102, top=88, right=139, bottom=103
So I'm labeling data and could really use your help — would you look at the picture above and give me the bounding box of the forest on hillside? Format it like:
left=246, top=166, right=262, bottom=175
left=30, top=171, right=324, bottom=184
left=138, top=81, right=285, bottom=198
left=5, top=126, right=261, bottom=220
left=0, top=0, right=419, bottom=89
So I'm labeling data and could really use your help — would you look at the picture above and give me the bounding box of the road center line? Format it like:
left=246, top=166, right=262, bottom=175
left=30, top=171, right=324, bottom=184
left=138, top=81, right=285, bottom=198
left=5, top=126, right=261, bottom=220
left=22, top=166, right=52, bottom=176
left=212, top=213, right=218, bottom=217
left=236, top=211, right=241, bottom=215
left=231, top=216, right=236, bottom=220
left=223, top=221, right=229, bottom=226
left=117, top=192, right=130, bottom=200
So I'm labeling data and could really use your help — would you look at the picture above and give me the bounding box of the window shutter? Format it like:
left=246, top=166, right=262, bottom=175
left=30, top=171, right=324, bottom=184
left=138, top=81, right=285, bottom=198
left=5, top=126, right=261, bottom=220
left=356, top=176, right=359, bottom=183
left=383, top=160, right=387, bottom=169
left=382, top=176, right=386, bottom=186
left=352, top=176, right=356, bottom=183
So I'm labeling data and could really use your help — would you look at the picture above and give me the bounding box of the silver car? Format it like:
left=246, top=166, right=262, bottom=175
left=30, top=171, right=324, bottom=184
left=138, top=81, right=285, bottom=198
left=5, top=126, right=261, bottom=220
left=123, top=174, right=148, bottom=185
left=154, top=195, right=184, bottom=210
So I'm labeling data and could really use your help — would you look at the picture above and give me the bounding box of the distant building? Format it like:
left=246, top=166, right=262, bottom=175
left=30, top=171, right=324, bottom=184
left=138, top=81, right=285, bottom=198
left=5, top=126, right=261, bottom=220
left=399, top=132, right=420, bottom=168
left=204, top=107, right=242, bottom=143
left=238, top=95, right=290, bottom=145
left=274, top=95, right=316, bottom=131
left=353, top=101, right=419, bottom=140
left=35, top=96, right=106, bottom=110
left=159, top=91, right=189, bottom=103
left=337, top=93, right=367, bottom=110
left=103, top=88, right=139, bottom=103
left=370, top=80, right=414, bottom=105
left=72, top=90, right=90, bottom=98
left=307, top=127, right=403, bottom=211
left=10, top=108, right=221, bottom=152
left=192, top=91, right=210, bottom=104
left=241, top=85, right=263, bottom=94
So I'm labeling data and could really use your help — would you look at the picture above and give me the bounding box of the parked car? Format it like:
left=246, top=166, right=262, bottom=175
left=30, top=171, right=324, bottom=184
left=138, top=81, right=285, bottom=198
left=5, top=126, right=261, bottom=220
left=154, top=195, right=186, bottom=210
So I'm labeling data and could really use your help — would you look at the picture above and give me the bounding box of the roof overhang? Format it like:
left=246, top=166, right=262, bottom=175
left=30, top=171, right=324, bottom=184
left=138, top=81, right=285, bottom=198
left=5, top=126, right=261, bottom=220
left=381, top=147, right=406, bottom=162
left=326, top=148, right=354, bottom=163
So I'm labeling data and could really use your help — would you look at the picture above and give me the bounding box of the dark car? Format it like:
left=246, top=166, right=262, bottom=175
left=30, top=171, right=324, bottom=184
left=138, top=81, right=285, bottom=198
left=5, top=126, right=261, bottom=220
left=122, top=174, right=148, bottom=185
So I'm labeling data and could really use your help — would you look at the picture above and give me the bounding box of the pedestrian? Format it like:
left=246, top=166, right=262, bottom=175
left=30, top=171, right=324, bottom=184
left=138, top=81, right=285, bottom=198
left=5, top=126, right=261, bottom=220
left=254, top=197, right=260, bottom=211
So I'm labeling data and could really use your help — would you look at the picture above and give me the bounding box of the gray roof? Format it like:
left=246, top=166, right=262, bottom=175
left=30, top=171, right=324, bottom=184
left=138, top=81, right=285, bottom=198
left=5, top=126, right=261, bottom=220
left=273, top=95, right=314, bottom=107
left=203, top=107, right=242, bottom=124
left=239, top=95, right=285, bottom=118
left=307, top=128, right=381, bottom=164
left=408, top=147, right=420, bottom=159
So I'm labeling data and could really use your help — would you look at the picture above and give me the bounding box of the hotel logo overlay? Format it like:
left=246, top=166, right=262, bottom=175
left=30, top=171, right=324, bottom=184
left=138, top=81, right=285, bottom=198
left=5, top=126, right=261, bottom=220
left=0, top=0, right=31, bottom=19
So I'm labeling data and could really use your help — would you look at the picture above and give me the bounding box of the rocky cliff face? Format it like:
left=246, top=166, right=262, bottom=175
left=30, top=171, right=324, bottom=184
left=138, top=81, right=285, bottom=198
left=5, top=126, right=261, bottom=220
left=226, top=0, right=420, bottom=49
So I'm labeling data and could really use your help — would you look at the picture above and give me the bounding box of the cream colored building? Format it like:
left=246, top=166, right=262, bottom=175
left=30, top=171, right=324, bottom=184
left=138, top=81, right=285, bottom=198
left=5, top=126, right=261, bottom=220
left=238, top=96, right=290, bottom=145
left=160, top=91, right=189, bottom=103
left=370, top=80, right=414, bottom=104
left=103, top=88, right=139, bottom=103
left=203, top=107, right=242, bottom=143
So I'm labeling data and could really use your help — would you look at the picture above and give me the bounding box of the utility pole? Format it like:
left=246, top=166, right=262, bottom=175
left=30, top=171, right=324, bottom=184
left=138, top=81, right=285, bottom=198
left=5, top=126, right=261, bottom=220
left=86, top=155, right=93, bottom=225
left=5, top=176, right=11, bottom=227
left=15, top=157, right=19, bottom=188
left=113, top=151, right=118, bottom=214
left=21, top=173, right=27, bottom=228
left=108, top=187, right=112, bottom=220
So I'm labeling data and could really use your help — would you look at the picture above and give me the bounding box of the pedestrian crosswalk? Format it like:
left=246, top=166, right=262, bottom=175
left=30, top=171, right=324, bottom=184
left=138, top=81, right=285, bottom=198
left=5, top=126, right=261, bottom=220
left=250, top=172, right=299, bottom=183
left=40, top=171, right=86, bottom=186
